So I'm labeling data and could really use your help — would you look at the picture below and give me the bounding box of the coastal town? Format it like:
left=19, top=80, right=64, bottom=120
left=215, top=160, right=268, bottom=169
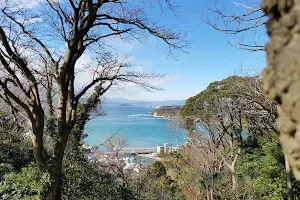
left=79, top=105, right=185, bottom=173
left=84, top=143, right=183, bottom=173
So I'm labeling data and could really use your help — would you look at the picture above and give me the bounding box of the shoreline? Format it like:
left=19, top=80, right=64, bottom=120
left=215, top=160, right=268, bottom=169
left=137, top=153, right=161, bottom=161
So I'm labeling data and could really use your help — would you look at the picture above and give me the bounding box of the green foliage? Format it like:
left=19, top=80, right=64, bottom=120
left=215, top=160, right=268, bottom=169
left=152, top=161, right=167, bottom=178
left=0, top=163, right=50, bottom=200
left=62, top=142, right=185, bottom=200
left=0, top=109, right=48, bottom=199
left=61, top=136, right=137, bottom=200
left=136, top=161, right=185, bottom=200
left=236, top=134, right=300, bottom=199
left=71, top=83, right=103, bottom=143
left=0, top=163, right=14, bottom=179
left=0, top=136, right=33, bottom=172
left=45, top=83, right=56, bottom=137
left=254, top=135, right=287, bottom=199
left=181, top=76, right=245, bottom=122
left=0, top=111, right=33, bottom=172
left=0, top=106, right=140, bottom=200
left=157, top=151, right=166, bottom=158
left=0, top=109, right=46, bottom=199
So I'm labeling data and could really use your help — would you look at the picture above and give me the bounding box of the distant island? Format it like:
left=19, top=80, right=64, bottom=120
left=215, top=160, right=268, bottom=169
left=151, top=106, right=181, bottom=118
left=120, top=104, right=131, bottom=107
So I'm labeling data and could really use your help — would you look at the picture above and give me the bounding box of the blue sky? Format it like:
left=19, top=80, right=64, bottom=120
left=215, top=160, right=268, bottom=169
left=104, top=0, right=267, bottom=101
left=4, top=0, right=266, bottom=101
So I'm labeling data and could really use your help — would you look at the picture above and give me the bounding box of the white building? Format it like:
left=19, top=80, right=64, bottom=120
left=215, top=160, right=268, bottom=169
left=122, top=157, right=141, bottom=173
left=157, top=145, right=164, bottom=154
left=156, top=143, right=182, bottom=155
left=163, top=143, right=169, bottom=154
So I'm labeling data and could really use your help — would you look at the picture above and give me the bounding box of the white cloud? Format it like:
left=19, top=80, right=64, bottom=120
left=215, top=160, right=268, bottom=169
left=0, top=0, right=43, bottom=10
left=104, top=73, right=182, bottom=100
left=24, top=17, right=44, bottom=25
left=74, top=53, right=95, bottom=89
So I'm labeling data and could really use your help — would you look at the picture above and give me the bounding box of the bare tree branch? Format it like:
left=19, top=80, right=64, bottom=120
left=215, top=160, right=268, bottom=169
left=202, top=0, right=267, bottom=51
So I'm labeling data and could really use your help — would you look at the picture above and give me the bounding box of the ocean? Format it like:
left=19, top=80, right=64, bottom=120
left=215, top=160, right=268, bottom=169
left=84, top=104, right=186, bottom=148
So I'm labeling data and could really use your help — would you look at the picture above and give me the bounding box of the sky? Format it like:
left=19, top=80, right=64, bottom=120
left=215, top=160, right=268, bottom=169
left=101, top=0, right=267, bottom=101
left=1, top=0, right=267, bottom=102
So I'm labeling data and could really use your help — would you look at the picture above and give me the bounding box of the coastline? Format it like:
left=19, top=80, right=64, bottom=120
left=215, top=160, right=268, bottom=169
left=150, top=115, right=172, bottom=120
left=137, top=153, right=161, bottom=161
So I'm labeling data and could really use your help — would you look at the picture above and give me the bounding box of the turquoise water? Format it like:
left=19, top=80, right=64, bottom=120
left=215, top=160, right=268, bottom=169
left=84, top=104, right=186, bottom=148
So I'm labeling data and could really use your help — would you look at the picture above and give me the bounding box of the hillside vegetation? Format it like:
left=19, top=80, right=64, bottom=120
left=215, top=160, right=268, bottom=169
left=170, top=75, right=300, bottom=199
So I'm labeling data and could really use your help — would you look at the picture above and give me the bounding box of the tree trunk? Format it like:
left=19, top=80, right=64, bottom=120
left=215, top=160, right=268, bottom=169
left=217, top=148, right=240, bottom=194
left=45, top=135, right=69, bottom=200
left=31, top=134, right=46, bottom=171
left=285, top=154, right=293, bottom=200
left=231, top=172, right=237, bottom=192
left=232, top=172, right=240, bottom=200
left=262, top=0, right=300, bottom=179
left=45, top=178, right=61, bottom=200
left=44, top=84, right=70, bottom=200
left=31, top=121, right=47, bottom=171
left=206, top=188, right=209, bottom=200
left=230, top=150, right=240, bottom=197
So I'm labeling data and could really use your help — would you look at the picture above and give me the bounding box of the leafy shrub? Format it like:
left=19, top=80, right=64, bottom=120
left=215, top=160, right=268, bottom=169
left=0, top=163, right=50, bottom=200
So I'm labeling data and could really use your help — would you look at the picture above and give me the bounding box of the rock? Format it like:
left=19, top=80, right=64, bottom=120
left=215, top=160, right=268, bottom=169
left=151, top=106, right=181, bottom=118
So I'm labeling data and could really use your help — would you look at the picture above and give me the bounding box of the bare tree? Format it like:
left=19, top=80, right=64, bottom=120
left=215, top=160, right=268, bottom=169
left=182, top=95, right=245, bottom=195
left=103, top=133, right=127, bottom=157
left=231, top=71, right=277, bottom=135
left=166, top=120, right=234, bottom=199
left=203, top=0, right=267, bottom=51
left=180, top=75, right=278, bottom=198
left=0, top=0, right=186, bottom=199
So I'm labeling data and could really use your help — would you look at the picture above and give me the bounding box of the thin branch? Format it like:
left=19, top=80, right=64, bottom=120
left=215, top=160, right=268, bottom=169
left=2, top=9, right=56, bottom=63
